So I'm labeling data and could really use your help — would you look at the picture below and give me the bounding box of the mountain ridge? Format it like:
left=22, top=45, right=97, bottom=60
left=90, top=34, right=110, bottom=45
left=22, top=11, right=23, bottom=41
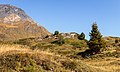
left=0, top=4, right=51, bottom=41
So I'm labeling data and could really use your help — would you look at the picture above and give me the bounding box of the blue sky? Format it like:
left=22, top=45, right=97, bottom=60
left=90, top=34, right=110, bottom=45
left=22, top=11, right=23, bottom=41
left=0, top=0, right=120, bottom=39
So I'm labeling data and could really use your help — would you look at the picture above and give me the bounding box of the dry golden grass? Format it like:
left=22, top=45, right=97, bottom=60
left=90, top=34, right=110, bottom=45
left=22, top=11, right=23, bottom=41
left=0, top=43, right=119, bottom=72
left=0, top=44, right=31, bottom=55
left=0, top=44, right=106, bottom=72
left=83, top=57, right=120, bottom=72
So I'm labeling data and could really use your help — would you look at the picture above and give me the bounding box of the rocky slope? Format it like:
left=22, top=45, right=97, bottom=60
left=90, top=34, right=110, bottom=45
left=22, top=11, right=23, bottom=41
left=0, top=4, right=51, bottom=41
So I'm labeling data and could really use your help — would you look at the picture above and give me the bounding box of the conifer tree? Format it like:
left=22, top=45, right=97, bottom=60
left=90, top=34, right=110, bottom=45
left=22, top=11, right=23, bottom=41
left=88, top=22, right=105, bottom=53
left=78, top=32, right=85, bottom=40
left=54, top=31, right=59, bottom=35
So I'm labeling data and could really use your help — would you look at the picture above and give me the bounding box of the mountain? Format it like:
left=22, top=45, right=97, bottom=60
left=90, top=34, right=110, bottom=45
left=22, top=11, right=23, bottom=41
left=0, top=4, right=51, bottom=41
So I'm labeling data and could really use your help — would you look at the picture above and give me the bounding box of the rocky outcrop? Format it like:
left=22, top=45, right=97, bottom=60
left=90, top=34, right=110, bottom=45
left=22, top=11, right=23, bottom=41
left=0, top=4, right=51, bottom=41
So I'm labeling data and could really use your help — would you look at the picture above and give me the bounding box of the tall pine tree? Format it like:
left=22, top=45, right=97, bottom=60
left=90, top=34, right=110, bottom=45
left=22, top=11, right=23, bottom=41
left=88, top=22, right=106, bottom=53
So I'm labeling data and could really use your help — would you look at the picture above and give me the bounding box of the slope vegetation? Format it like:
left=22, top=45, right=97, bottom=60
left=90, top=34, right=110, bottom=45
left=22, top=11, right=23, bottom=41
left=0, top=43, right=106, bottom=72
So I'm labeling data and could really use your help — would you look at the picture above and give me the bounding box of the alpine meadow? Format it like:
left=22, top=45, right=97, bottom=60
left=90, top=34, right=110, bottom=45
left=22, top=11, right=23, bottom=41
left=0, top=1, right=119, bottom=72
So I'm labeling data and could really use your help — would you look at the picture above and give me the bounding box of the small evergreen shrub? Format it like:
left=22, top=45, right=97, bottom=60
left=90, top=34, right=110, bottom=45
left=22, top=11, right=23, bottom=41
left=115, top=39, right=119, bottom=43
left=78, top=32, right=85, bottom=40
left=53, top=31, right=59, bottom=36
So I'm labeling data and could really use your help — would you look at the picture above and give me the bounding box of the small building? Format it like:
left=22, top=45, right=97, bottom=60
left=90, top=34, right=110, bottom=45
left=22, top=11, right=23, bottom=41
left=70, top=32, right=78, bottom=39
left=60, top=32, right=78, bottom=39
left=60, top=33, right=71, bottom=39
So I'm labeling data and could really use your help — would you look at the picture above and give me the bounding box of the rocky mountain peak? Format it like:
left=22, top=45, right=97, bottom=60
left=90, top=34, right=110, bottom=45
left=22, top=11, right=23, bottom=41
left=0, top=4, right=32, bottom=23
left=0, top=4, right=51, bottom=41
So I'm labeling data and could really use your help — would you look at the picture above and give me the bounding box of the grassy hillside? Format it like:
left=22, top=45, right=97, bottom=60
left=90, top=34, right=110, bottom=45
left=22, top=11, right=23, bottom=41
left=0, top=44, right=105, bottom=72
left=0, top=21, right=51, bottom=41
left=0, top=36, right=119, bottom=72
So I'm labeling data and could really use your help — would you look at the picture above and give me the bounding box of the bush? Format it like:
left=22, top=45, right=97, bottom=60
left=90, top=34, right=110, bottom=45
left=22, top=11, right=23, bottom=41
left=71, top=41, right=83, bottom=48
left=115, top=39, right=119, bottom=43
left=14, top=39, right=30, bottom=45
left=13, top=37, right=35, bottom=46
left=61, top=60, right=77, bottom=70
left=0, top=53, right=41, bottom=72
left=78, top=32, right=85, bottom=40
left=45, top=35, right=49, bottom=38
left=64, top=39, right=87, bottom=48
left=54, top=31, right=59, bottom=36
left=51, top=35, right=65, bottom=45
left=31, top=43, right=54, bottom=50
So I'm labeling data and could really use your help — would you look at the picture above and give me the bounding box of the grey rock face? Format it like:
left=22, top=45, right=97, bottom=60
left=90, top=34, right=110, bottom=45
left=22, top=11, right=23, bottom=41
left=0, top=4, right=31, bottom=20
